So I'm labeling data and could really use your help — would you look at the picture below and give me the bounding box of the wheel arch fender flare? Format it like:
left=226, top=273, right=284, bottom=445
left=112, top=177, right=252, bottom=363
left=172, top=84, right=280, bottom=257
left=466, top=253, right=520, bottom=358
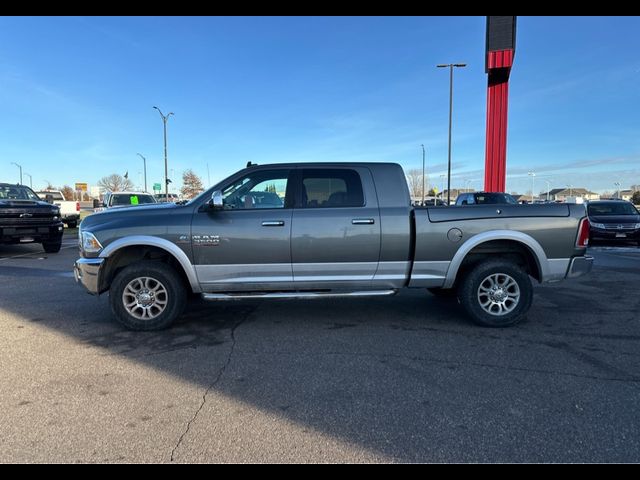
left=442, top=230, right=549, bottom=289
left=99, top=235, right=201, bottom=293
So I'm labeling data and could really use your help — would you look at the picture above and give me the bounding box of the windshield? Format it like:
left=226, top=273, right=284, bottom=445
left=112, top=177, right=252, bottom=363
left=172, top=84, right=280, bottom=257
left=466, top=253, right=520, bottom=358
left=475, top=193, right=517, bottom=205
left=110, top=193, right=156, bottom=206
left=0, top=184, right=40, bottom=201
left=588, top=202, right=638, bottom=216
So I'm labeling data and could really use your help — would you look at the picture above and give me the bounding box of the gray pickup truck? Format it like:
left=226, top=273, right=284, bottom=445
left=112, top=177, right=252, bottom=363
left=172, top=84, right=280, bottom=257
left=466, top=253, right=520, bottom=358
left=74, top=163, right=592, bottom=330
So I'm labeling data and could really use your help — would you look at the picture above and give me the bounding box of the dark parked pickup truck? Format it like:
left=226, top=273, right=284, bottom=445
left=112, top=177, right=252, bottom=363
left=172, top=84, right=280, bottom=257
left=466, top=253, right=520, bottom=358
left=0, top=183, right=64, bottom=252
left=75, top=163, right=593, bottom=330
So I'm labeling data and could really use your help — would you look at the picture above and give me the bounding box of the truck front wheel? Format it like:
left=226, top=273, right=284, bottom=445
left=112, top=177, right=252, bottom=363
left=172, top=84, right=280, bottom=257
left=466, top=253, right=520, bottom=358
left=109, top=261, right=187, bottom=331
left=457, top=260, right=533, bottom=327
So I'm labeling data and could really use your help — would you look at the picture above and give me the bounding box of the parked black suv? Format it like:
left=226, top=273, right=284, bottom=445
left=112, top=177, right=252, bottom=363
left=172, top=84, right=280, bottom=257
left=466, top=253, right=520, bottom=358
left=0, top=183, right=64, bottom=252
left=587, top=200, right=640, bottom=246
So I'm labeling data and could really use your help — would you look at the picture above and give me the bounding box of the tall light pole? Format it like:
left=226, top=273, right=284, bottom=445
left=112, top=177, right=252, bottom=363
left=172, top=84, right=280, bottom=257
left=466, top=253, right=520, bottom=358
left=137, top=153, right=147, bottom=192
left=10, top=162, right=23, bottom=185
left=437, top=63, right=466, bottom=205
left=528, top=171, right=536, bottom=202
left=420, top=144, right=426, bottom=205
left=440, top=174, right=446, bottom=201
left=614, top=182, right=621, bottom=199
left=24, top=173, right=32, bottom=189
left=566, top=184, right=573, bottom=199
left=545, top=179, right=552, bottom=202
left=153, top=106, right=174, bottom=202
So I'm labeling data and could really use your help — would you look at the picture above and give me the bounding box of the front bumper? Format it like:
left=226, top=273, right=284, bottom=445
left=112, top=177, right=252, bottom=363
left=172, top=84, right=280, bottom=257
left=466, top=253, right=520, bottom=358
left=566, top=255, right=594, bottom=279
left=0, top=223, right=64, bottom=244
left=590, top=230, right=640, bottom=242
left=74, top=257, right=105, bottom=295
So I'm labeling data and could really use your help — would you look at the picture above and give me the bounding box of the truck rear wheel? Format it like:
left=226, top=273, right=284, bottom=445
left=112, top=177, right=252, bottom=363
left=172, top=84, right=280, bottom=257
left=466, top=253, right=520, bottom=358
left=109, top=261, right=187, bottom=331
left=457, top=259, right=533, bottom=327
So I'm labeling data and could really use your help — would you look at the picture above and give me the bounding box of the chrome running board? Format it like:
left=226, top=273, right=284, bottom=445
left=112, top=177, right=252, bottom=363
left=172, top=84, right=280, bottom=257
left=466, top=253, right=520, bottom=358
left=201, top=290, right=397, bottom=301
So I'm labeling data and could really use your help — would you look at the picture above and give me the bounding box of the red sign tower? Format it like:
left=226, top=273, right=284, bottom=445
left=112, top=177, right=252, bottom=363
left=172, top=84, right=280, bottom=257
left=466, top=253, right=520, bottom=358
left=484, top=16, right=517, bottom=192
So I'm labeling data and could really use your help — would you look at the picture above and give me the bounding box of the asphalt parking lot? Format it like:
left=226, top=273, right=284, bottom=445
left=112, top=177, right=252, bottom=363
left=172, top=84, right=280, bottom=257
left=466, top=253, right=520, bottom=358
left=1, top=234, right=639, bottom=463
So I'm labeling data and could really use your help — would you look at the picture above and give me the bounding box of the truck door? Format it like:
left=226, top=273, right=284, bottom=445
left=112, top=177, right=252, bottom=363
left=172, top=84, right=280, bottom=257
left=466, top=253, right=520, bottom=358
left=191, top=168, right=294, bottom=292
left=291, top=167, right=381, bottom=289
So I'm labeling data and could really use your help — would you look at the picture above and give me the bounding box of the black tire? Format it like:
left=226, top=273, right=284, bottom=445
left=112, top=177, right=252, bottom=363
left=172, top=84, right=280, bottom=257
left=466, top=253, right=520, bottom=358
left=109, top=261, right=187, bottom=331
left=66, top=221, right=77, bottom=229
left=457, top=260, right=533, bottom=328
left=427, top=287, right=458, bottom=299
left=43, top=241, right=62, bottom=253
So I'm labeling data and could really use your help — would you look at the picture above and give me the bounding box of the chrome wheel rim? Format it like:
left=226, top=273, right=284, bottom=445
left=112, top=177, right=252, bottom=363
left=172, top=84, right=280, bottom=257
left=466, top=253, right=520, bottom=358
left=122, top=276, right=168, bottom=321
left=477, top=273, right=520, bottom=316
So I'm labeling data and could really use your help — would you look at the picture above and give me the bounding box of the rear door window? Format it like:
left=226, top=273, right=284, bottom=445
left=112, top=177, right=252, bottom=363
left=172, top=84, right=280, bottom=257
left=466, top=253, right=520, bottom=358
left=300, top=169, right=364, bottom=208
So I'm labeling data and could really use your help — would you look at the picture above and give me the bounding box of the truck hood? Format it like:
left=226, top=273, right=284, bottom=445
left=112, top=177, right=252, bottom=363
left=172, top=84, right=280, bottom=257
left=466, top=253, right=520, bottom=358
left=102, top=202, right=176, bottom=214
left=83, top=202, right=180, bottom=228
left=0, top=199, right=58, bottom=210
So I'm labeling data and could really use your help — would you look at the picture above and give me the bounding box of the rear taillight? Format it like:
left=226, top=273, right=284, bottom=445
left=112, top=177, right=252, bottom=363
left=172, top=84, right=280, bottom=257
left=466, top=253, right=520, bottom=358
left=76, top=202, right=80, bottom=212
left=576, top=217, right=590, bottom=247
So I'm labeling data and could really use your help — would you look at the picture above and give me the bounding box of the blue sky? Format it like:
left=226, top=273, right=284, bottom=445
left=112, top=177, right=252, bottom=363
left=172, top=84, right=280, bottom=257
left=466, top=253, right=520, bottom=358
left=0, top=16, right=638, bottom=195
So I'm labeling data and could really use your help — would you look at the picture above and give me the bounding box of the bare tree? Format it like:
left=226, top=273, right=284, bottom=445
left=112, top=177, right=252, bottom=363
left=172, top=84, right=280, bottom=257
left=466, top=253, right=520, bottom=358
left=97, top=174, right=134, bottom=192
left=180, top=169, right=204, bottom=199
left=60, top=185, right=75, bottom=200
left=406, top=168, right=426, bottom=198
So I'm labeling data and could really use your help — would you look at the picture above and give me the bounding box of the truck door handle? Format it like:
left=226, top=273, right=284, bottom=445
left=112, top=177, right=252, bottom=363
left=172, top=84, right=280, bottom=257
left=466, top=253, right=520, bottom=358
left=262, top=221, right=285, bottom=227
left=352, top=218, right=375, bottom=225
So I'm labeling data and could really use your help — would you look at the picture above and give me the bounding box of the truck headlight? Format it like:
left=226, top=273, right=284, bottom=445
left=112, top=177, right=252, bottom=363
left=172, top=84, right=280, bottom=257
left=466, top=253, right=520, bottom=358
left=81, top=231, right=103, bottom=254
left=591, top=222, right=606, bottom=229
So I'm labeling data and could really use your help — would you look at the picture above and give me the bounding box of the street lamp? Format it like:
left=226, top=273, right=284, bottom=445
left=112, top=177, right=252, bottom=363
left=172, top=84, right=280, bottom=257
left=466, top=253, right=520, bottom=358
left=153, top=106, right=174, bottom=202
left=420, top=144, right=426, bottom=205
left=24, top=173, right=32, bottom=189
left=544, top=179, right=552, bottom=202
left=137, top=153, right=147, bottom=193
left=437, top=63, right=466, bottom=206
left=10, top=162, right=23, bottom=185
left=614, top=182, right=621, bottom=199
left=465, top=179, right=472, bottom=192
left=440, top=174, right=446, bottom=202
left=528, top=171, right=536, bottom=203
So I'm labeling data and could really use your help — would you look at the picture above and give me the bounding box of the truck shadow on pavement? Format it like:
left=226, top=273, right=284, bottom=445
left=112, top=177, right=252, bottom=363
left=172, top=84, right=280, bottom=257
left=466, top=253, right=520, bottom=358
left=2, top=243, right=640, bottom=462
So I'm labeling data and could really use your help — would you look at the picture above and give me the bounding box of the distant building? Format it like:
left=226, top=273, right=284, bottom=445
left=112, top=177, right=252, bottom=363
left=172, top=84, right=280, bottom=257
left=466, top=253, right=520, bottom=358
left=90, top=186, right=102, bottom=199
left=612, top=190, right=634, bottom=201
left=545, top=188, right=599, bottom=202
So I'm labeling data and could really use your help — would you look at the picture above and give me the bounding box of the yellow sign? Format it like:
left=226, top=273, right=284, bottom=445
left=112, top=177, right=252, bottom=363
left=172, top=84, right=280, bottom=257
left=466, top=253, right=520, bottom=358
left=75, top=182, right=88, bottom=192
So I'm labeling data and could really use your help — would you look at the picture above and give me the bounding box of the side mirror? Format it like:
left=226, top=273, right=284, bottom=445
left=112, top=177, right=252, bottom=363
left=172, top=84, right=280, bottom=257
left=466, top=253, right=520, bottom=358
left=209, top=190, right=224, bottom=210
